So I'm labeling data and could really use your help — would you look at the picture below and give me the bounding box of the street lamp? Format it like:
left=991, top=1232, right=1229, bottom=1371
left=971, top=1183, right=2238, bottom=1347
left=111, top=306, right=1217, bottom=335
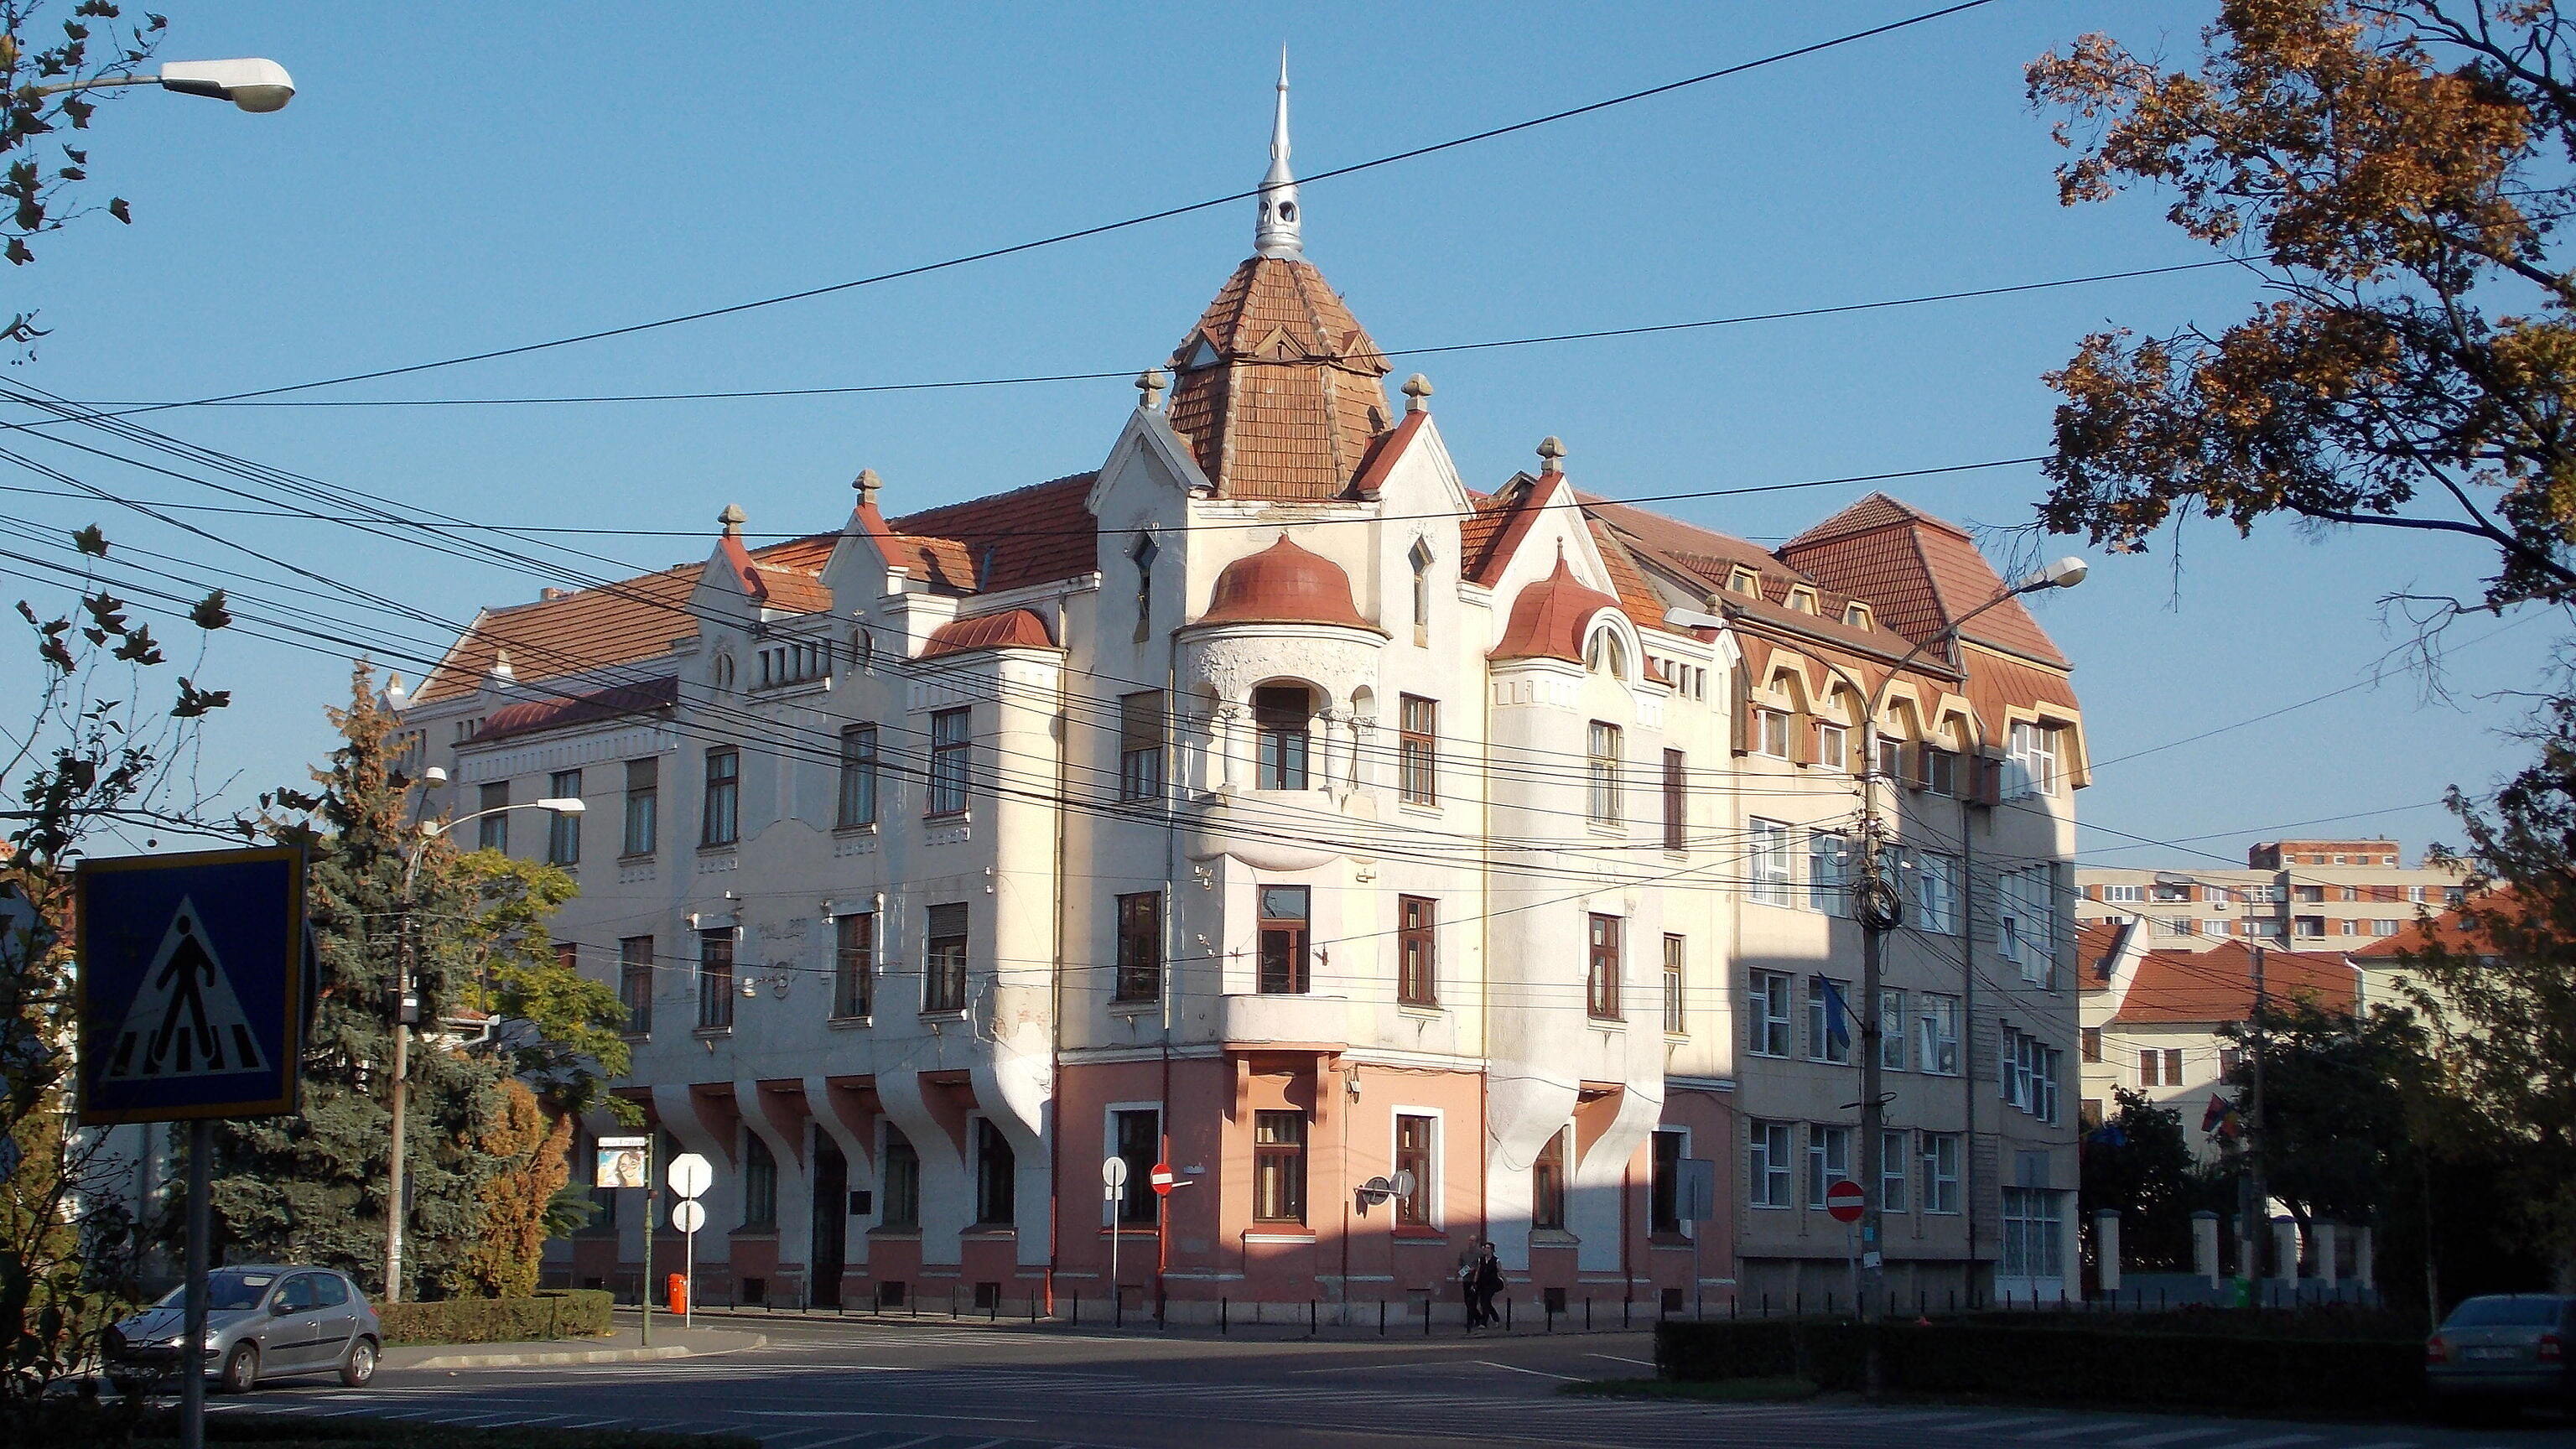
left=1667, top=553, right=2087, bottom=1374
left=382, top=796, right=584, bottom=1301
left=29, top=57, right=297, bottom=112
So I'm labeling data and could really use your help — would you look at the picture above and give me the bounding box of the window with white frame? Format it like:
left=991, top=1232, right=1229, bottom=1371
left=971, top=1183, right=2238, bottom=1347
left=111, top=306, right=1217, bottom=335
left=2007, top=720, right=2066, bottom=797
left=1918, top=993, right=1961, bottom=1075
left=2101, top=883, right=2143, bottom=904
left=1752, top=706, right=1790, bottom=758
left=1815, top=722, right=1848, bottom=771
left=1587, top=720, right=1623, bottom=825
left=2001, top=1187, right=2065, bottom=1277
left=1805, top=1124, right=1852, bottom=1208
left=2371, top=918, right=2402, bottom=937
left=1920, top=1131, right=1961, bottom=1213
left=1880, top=1129, right=1910, bottom=1213
left=1808, top=833, right=1852, bottom=917
left=1748, top=1120, right=1794, bottom=1208
left=1748, top=818, right=1793, bottom=906
left=1747, top=969, right=1793, bottom=1057
left=1997, top=865, right=2059, bottom=983
left=1907, top=849, right=1960, bottom=934
left=1807, top=976, right=1854, bottom=1065
left=1878, top=988, right=1908, bottom=1071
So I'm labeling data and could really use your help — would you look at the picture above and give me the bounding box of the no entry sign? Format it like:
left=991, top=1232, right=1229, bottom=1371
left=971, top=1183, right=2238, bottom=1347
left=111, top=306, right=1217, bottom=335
left=1826, top=1177, right=1866, bottom=1224
left=1150, top=1162, right=1177, bottom=1197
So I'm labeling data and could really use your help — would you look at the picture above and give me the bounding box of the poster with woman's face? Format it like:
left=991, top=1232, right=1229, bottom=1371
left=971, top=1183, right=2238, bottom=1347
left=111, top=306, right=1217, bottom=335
left=596, top=1148, right=647, bottom=1189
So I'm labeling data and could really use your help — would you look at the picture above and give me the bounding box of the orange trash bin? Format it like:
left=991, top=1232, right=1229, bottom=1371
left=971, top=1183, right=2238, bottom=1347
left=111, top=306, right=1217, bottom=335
left=666, top=1273, right=688, bottom=1316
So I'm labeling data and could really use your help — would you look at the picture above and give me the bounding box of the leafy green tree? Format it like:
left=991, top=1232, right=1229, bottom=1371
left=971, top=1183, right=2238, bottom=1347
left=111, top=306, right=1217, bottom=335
left=211, top=667, right=508, bottom=1299
left=454, top=850, right=631, bottom=1123
left=2220, top=999, right=2432, bottom=1234
left=454, top=1078, right=569, bottom=1300
left=2080, top=1089, right=2220, bottom=1271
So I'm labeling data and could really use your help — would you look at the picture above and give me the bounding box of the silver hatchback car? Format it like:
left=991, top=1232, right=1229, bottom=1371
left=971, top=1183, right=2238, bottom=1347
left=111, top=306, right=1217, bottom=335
left=106, top=1265, right=382, bottom=1392
left=2426, top=1293, right=2574, bottom=1413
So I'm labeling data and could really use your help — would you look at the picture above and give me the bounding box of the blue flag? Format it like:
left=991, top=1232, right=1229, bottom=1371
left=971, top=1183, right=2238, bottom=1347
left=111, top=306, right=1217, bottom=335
left=1818, top=976, right=1852, bottom=1052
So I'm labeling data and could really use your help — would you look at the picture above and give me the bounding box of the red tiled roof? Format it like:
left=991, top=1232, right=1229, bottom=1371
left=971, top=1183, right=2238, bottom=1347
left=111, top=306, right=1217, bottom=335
left=1193, top=534, right=1376, bottom=631
left=1779, top=492, right=2069, bottom=668
left=1959, top=641, right=2082, bottom=750
left=888, top=472, right=1098, bottom=595
left=418, top=565, right=702, bottom=704
left=2351, top=888, right=2510, bottom=958
left=1163, top=257, right=1395, bottom=501
left=2077, top=919, right=2131, bottom=988
left=1348, top=409, right=1427, bottom=499
left=921, top=609, right=1057, bottom=657
left=1491, top=557, right=1625, bottom=664
left=1463, top=475, right=1558, bottom=587
left=1586, top=517, right=1671, bottom=632
left=471, top=677, right=680, bottom=743
left=2110, top=943, right=2356, bottom=1026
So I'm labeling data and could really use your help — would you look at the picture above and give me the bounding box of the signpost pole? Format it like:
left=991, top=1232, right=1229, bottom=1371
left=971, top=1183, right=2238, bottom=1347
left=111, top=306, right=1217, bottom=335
left=179, top=1119, right=210, bottom=1449
left=640, top=1137, right=653, bottom=1348
left=684, top=1221, right=696, bottom=1331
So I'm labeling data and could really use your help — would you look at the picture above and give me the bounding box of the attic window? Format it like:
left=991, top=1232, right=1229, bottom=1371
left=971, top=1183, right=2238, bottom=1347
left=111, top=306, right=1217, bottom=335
left=1587, top=628, right=1627, bottom=678
left=1843, top=602, right=1872, bottom=630
left=1184, top=338, right=1220, bottom=370
left=1727, top=567, right=1762, bottom=597
left=1786, top=587, right=1818, bottom=615
left=1408, top=538, right=1434, bottom=647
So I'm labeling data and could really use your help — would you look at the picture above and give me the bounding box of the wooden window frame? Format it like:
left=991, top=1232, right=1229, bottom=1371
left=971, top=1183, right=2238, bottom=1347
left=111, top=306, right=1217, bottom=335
left=1258, top=886, right=1311, bottom=995
left=1398, top=896, right=1437, bottom=1007
left=1587, top=912, right=1622, bottom=1021
left=1252, top=1110, right=1307, bottom=1223
left=837, top=724, right=879, bottom=828
left=833, top=912, right=874, bottom=1020
left=1254, top=684, right=1311, bottom=790
left=700, top=748, right=740, bottom=847
left=1114, top=891, right=1161, bottom=1003
left=924, top=902, right=969, bottom=1013
left=1398, top=694, right=1438, bottom=806
left=927, top=707, right=971, bottom=817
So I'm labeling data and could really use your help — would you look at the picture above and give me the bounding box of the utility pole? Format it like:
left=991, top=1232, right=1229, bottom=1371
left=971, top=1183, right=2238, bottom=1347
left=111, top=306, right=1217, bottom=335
left=384, top=844, right=422, bottom=1302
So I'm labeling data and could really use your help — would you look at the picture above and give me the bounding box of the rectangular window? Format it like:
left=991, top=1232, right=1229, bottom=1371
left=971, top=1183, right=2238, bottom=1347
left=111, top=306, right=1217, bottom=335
left=1662, top=934, right=1685, bottom=1036
left=974, top=1119, right=1015, bottom=1225
left=1748, top=818, right=1793, bottom=906
left=2101, top=883, right=2143, bottom=904
left=2040, top=1047, right=2064, bottom=1124
left=927, top=708, right=971, bottom=816
left=1115, top=891, right=1161, bottom=1003
left=1531, top=1128, right=1568, bottom=1230
left=1398, top=896, right=1437, bottom=1007
left=2163, top=1046, right=2182, bottom=1083
left=478, top=781, right=511, bottom=853
left=2080, top=1026, right=2102, bottom=1063
left=1399, top=695, right=1438, bottom=806
left=1661, top=748, right=1685, bottom=849
left=1254, top=685, right=1311, bottom=790
left=1807, top=975, right=1853, bottom=1064
left=2002, top=1187, right=2066, bottom=1278
left=924, top=902, right=969, bottom=1013
left=1815, top=722, right=1848, bottom=771
left=2371, top=917, right=2401, bottom=937
left=1748, top=1120, right=1794, bottom=1208
left=2007, top=720, right=2065, bottom=797
left=1805, top=1124, right=1853, bottom=1209
left=547, top=770, right=582, bottom=865
left=697, top=928, right=735, bottom=1031
left=1394, top=1114, right=1435, bottom=1226
left=1587, top=913, right=1622, bottom=1020
left=1113, top=1108, right=1160, bottom=1225
left=1258, top=886, right=1311, bottom=994
left=622, top=758, right=658, bottom=857
left=1998, top=866, right=2059, bottom=983
left=881, top=1130, right=921, bottom=1229
left=1910, top=849, right=1960, bottom=934
left=1119, top=691, right=1164, bottom=802
left=2219, top=1046, right=2242, bottom=1079
left=1808, top=833, right=1851, bottom=917
left=1650, top=1129, right=1685, bottom=1234
left=837, top=724, right=879, bottom=828
left=1875, top=732, right=1905, bottom=781
left=1753, top=706, right=1790, bottom=759
left=1921, top=1132, right=1961, bottom=1214
left=1923, top=745, right=1958, bottom=796
left=2140, top=1046, right=2162, bottom=1088
left=1881, top=1129, right=1910, bottom=1214
left=700, top=748, right=739, bottom=847
left=1918, top=993, right=1961, bottom=1075
left=1878, top=988, right=1908, bottom=1071
left=619, top=936, right=653, bottom=1035
left=1252, top=1111, right=1306, bottom=1223
left=740, top=1135, right=778, bottom=1228
left=1587, top=721, right=1623, bottom=825
left=833, top=912, right=873, bottom=1019
left=1748, top=970, right=1794, bottom=1057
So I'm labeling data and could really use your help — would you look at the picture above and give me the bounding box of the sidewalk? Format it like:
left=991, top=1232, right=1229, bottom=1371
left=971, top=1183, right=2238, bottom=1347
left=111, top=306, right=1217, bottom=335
left=672, top=1299, right=1663, bottom=1340
left=382, top=1327, right=765, bottom=1370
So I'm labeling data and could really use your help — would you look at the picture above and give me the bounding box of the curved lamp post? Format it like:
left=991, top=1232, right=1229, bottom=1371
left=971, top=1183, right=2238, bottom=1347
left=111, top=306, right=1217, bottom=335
left=382, top=795, right=584, bottom=1302
left=30, top=57, right=296, bottom=112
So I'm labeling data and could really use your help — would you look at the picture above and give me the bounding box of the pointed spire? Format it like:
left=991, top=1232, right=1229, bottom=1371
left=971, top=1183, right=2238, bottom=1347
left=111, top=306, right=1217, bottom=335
left=1254, top=49, right=1303, bottom=259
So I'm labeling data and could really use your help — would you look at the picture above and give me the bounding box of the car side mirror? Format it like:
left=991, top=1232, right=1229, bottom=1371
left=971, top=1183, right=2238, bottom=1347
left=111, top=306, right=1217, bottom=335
left=272, top=1300, right=296, bottom=1316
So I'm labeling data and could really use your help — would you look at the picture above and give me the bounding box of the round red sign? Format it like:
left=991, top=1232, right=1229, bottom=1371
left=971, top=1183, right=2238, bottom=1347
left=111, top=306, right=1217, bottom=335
left=1825, top=1178, right=1866, bottom=1224
left=1150, top=1163, right=1177, bottom=1197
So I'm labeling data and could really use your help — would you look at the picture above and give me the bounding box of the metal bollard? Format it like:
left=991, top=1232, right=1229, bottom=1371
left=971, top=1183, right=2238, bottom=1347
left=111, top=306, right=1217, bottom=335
left=1586, top=1297, right=1592, bottom=1331
left=1221, top=1296, right=1229, bottom=1334
left=1379, top=1300, right=1387, bottom=1336
left=1505, top=1296, right=1513, bottom=1330
left=1424, top=1296, right=1432, bottom=1337
left=1309, top=1299, right=1317, bottom=1336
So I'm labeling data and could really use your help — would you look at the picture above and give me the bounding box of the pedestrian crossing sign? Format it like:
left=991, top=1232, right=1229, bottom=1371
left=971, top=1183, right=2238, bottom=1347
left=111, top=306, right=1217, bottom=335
left=76, top=846, right=306, bottom=1124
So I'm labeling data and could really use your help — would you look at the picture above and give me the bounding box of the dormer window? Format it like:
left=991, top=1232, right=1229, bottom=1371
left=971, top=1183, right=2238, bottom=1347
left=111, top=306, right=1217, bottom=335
left=1586, top=628, right=1627, bottom=678
left=756, top=639, right=828, bottom=689
left=1844, top=602, right=1872, bottom=630
left=1786, top=586, right=1818, bottom=615
left=1184, top=337, right=1220, bottom=370
left=1728, top=567, right=1762, bottom=597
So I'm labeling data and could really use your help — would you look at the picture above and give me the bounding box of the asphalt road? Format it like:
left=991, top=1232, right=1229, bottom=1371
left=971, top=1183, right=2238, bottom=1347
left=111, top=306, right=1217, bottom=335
left=205, top=1311, right=2576, bottom=1449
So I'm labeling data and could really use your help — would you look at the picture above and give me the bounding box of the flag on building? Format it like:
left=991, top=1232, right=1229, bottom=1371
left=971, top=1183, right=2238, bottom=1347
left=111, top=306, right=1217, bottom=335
left=1817, top=976, right=1852, bottom=1052
left=2200, top=1093, right=2242, bottom=1140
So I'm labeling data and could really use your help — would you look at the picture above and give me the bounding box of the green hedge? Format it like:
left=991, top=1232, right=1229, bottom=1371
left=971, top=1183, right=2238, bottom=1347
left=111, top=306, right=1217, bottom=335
left=1656, top=1317, right=2427, bottom=1418
left=371, top=1290, right=612, bottom=1347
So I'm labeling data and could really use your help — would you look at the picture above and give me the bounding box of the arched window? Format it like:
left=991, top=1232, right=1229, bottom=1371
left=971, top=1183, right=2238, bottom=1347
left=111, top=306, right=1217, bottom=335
left=1408, top=538, right=1434, bottom=647
left=1131, top=533, right=1159, bottom=644
left=851, top=627, right=874, bottom=674
left=1586, top=628, right=1627, bottom=679
left=711, top=652, right=736, bottom=693
left=1254, top=684, right=1312, bottom=790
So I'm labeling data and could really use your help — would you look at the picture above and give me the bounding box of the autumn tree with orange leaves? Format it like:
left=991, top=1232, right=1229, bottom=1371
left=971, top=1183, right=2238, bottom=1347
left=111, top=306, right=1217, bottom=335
left=2029, top=1, right=2576, bottom=614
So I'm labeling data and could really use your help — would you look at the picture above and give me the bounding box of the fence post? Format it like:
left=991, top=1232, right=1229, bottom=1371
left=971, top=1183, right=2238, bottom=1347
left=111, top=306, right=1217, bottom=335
left=1310, top=1299, right=1317, bottom=1336
left=1222, top=1296, right=1229, bottom=1334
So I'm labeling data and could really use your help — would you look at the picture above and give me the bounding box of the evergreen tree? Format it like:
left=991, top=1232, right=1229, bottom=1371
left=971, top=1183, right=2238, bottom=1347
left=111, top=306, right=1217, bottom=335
left=212, top=667, right=506, bottom=1299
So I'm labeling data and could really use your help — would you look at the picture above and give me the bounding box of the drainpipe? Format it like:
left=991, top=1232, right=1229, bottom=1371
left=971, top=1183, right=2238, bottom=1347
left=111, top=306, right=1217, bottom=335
left=1046, top=596, right=1073, bottom=1314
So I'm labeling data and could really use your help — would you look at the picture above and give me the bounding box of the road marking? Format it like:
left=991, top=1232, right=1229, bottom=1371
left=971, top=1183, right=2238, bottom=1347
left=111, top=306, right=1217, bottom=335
left=1587, top=1352, right=1659, bottom=1368
left=2230, top=1437, right=2319, bottom=1449
left=1473, top=1359, right=1583, bottom=1381
left=2339, top=1441, right=2416, bottom=1449
left=1945, top=1415, right=2056, bottom=1432
left=747, top=1410, right=1043, bottom=1424
left=2111, top=1431, right=2230, bottom=1448
left=2021, top=1423, right=2138, bottom=1441
left=559, top=1420, right=626, bottom=1430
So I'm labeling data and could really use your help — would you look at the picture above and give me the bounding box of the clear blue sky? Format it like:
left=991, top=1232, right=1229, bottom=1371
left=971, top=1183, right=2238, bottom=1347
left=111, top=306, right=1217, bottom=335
left=6, top=1, right=2555, bottom=872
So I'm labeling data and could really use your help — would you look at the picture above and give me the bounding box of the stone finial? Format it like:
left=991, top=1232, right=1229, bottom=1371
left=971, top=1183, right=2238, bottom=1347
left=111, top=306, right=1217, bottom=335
left=1137, top=368, right=1168, bottom=412
left=718, top=502, right=748, bottom=538
left=1537, top=436, right=1566, bottom=475
left=854, top=469, right=882, bottom=509
left=1401, top=373, right=1433, bottom=414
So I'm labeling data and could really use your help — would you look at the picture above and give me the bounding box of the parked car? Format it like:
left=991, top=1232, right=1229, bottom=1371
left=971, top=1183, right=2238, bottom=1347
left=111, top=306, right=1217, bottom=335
left=2425, top=1293, right=2574, bottom=1415
left=105, top=1265, right=381, bottom=1392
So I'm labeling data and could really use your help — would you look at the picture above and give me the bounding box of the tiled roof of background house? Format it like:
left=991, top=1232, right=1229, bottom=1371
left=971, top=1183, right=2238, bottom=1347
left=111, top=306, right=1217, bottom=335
left=2351, top=889, right=2511, bottom=958
left=471, top=678, right=681, bottom=743
left=2110, top=943, right=2357, bottom=1026
left=1779, top=492, right=2069, bottom=668
left=888, top=472, right=1099, bottom=594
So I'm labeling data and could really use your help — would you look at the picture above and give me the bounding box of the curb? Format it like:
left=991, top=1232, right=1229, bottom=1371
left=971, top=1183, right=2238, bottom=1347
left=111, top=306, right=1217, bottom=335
left=388, top=1332, right=766, bottom=1370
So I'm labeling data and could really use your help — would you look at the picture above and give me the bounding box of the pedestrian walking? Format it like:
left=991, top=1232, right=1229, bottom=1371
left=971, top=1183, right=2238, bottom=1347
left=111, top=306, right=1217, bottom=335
left=1457, top=1248, right=1482, bottom=1329
left=1472, top=1242, right=1504, bottom=1331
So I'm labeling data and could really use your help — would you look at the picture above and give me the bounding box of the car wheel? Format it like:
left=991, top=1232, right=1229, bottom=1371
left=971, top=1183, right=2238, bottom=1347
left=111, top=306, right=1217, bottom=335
left=218, top=1343, right=259, bottom=1394
left=340, top=1337, right=378, bottom=1387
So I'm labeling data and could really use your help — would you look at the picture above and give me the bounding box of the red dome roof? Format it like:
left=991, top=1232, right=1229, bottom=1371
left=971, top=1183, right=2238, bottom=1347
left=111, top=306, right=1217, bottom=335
left=1490, top=557, right=1624, bottom=663
left=1194, top=534, right=1376, bottom=631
